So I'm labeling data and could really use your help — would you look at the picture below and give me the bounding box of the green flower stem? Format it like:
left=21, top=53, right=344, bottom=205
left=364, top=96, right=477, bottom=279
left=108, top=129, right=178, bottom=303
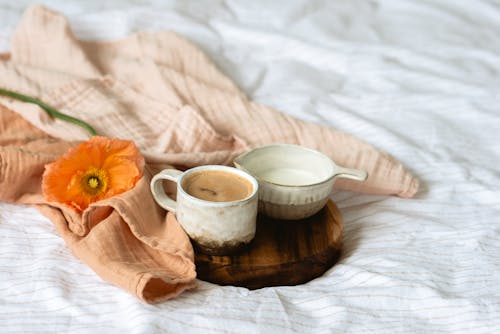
left=0, top=87, right=97, bottom=136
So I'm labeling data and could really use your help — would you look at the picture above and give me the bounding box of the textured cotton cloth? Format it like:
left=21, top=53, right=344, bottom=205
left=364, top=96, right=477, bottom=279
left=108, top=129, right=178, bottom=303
left=0, top=5, right=418, bottom=302
left=0, top=104, right=196, bottom=303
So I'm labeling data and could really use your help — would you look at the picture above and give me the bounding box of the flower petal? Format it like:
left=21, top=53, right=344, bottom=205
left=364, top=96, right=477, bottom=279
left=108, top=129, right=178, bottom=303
left=105, top=159, right=142, bottom=196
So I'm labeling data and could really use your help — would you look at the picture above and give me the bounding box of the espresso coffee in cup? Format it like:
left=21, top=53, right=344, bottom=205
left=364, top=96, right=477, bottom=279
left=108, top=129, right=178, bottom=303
left=182, top=170, right=253, bottom=202
left=150, top=165, right=258, bottom=255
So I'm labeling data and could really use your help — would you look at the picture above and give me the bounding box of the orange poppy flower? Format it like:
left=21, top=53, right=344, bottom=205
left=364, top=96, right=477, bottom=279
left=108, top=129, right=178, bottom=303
left=42, top=136, right=145, bottom=212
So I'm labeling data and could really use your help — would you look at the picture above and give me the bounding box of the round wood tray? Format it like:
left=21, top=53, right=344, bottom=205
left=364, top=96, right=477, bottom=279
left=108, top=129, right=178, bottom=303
left=195, top=199, right=343, bottom=289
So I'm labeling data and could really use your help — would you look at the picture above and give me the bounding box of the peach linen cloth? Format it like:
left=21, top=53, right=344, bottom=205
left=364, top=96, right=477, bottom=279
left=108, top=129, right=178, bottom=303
left=0, top=5, right=418, bottom=303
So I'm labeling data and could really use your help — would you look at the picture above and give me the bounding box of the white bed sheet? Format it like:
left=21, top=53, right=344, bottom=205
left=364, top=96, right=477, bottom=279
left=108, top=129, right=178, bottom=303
left=1, top=0, right=499, bottom=333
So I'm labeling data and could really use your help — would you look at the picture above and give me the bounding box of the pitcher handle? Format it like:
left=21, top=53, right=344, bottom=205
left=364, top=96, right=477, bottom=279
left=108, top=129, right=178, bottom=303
left=333, top=166, right=368, bottom=181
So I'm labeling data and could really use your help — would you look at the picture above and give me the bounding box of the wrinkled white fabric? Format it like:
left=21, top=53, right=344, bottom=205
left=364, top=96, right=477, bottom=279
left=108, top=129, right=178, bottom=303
left=1, top=0, right=499, bottom=333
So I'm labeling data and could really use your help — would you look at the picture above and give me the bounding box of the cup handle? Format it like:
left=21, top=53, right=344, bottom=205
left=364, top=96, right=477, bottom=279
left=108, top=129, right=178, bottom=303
left=150, top=169, right=184, bottom=212
left=333, top=166, right=368, bottom=181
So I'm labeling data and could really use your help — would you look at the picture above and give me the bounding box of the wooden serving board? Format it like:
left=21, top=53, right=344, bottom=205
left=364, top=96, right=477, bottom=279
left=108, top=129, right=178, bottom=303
left=195, top=200, right=343, bottom=289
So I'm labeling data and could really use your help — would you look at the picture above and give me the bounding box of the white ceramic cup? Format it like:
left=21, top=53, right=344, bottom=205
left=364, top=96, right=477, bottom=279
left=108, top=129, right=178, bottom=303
left=234, top=144, right=368, bottom=220
left=150, top=165, right=259, bottom=255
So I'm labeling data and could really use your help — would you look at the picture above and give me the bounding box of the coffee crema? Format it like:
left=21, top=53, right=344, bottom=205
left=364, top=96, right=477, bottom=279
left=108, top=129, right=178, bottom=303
left=182, top=170, right=253, bottom=202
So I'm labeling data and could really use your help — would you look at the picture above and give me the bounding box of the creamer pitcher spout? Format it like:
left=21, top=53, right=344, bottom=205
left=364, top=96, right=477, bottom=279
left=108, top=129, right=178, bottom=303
left=233, top=150, right=251, bottom=173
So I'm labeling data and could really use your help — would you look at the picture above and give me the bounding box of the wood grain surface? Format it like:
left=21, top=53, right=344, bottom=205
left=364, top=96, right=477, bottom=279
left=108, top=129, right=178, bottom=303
left=195, top=200, right=343, bottom=289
